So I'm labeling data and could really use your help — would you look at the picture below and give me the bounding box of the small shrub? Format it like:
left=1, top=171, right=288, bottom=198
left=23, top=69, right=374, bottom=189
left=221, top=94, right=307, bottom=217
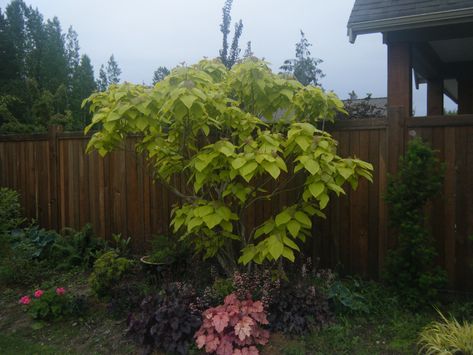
left=195, top=293, right=270, bottom=354
left=384, top=138, right=446, bottom=308
left=268, top=282, right=332, bottom=335
left=0, top=187, right=23, bottom=235
left=418, top=309, right=473, bottom=355
left=127, top=282, right=202, bottom=355
left=19, top=287, right=85, bottom=321
left=88, top=251, right=133, bottom=299
left=0, top=229, right=54, bottom=286
left=51, top=224, right=107, bottom=269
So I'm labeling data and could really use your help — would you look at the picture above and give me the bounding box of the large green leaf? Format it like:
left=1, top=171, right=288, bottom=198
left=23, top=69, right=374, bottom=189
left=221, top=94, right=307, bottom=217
left=308, top=182, right=325, bottom=198
left=275, top=210, right=291, bottom=226
left=203, top=213, right=223, bottom=229
left=295, top=211, right=312, bottom=228
left=286, top=220, right=301, bottom=238
left=267, top=235, right=284, bottom=259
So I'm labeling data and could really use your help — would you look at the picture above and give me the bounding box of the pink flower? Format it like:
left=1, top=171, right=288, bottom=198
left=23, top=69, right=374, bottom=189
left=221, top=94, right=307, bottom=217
left=34, top=290, right=44, bottom=298
left=19, top=296, right=31, bottom=305
left=56, top=287, right=66, bottom=296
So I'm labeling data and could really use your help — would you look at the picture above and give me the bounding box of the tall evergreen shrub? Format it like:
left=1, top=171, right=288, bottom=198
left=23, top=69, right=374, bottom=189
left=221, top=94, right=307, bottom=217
left=383, top=138, right=446, bottom=307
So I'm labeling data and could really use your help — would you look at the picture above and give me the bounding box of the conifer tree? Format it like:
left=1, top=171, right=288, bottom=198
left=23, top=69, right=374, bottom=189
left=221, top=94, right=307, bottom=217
left=280, top=30, right=324, bottom=87
left=219, top=0, right=243, bottom=68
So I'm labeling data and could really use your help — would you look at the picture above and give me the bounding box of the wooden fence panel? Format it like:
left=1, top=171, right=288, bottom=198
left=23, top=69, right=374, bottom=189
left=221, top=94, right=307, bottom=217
left=1, top=115, right=472, bottom=290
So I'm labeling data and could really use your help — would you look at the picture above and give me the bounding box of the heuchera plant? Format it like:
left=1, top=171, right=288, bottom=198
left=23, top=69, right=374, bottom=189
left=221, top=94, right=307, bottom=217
left=127, top=282, right=202, bottom=355
left=84, top=58, right=373, bottom=273
left=195, top=293, right=270, bottom=354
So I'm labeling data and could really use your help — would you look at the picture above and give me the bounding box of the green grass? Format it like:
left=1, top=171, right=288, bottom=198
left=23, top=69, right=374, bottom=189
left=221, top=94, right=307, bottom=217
left=0, top=333, right=60, bottom=355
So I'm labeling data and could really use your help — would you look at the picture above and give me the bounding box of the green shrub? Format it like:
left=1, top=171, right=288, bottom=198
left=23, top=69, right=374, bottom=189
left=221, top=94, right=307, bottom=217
left=418, top=309, right=473, bottom=355
left=51, top=224, right=107, bottom=269
left=383, top=138, right=446, bottom=308
left=0, top=187, right=23, bottom=235
left=0, top=242, right=50, bottom=286
left=88, top=251, right=133, bottom=299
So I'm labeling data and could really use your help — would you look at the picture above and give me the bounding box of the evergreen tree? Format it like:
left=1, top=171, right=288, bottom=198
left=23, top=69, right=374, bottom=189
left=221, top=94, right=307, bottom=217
left=97, top=64, right=108, bottom=92
left=23, top=6, right=44, bottom=84
left=70, top=54, right=96, bottom=127
left=106, top=54, right=121, bottom=85
left=0, top=0, right=96, bottom=132
left=40, top=17, right=68, bottom=92
left=219, top=0, right=243, bottom=68
left=152, top=66, right=170, bottom=85
left=65, top=26, right=80, bottom=78
left=280, top=30, right=324, bottom=87
left=243, top=41, right=253, bottom=58
left=97, top=55, right=121, bottom=91
left=0, top=9, right=18, bottom=86
left=5, top=0, right=26, bottom=79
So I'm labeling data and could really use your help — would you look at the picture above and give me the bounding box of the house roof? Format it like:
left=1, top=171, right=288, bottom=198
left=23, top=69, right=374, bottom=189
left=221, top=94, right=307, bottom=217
left=347, top=0, right=473, bottom=42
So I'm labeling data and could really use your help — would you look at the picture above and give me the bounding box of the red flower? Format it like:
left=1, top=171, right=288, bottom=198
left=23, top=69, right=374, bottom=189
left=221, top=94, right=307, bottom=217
left=34, top=290, right=44, bottom=298
left=56, top=287, right=66, bottom=295
left=19, top=296, right=31, bottom=305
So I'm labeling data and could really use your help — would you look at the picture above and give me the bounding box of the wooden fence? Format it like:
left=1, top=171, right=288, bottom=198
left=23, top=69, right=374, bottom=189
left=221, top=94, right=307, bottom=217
left=1, top=111, right=472, bottom=291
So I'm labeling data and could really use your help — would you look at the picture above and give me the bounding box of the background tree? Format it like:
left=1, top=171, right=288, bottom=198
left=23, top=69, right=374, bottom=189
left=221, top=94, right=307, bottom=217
left=106, top=54, right=121, bottom=85
left=70, top=55, right=96, bottom=127
left=280, top=30, right=324, bottom=87
left=97, top=64, right=108, bottom=92
left=97, top=54, right=122, bottom=91
left=342, top=91, right=386, bottom=119
left=152, top=66, right=170, bottom=85
left=65, top=26, right=80, bottom=80
left=243, top=41, right=253, bottom=58
left=0, top=0, right=97, bottom=132
left=219, top=0, right=243, bottom=68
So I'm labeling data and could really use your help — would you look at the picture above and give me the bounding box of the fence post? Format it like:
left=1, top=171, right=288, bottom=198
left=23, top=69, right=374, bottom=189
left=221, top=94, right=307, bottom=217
left=48, top=125, right=63, bottom=230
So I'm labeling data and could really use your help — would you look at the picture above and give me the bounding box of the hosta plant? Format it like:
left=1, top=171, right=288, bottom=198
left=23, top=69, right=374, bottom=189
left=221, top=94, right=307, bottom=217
left=195, top=293, right=270, bottom=354
left=84, top=58, right=373, bottom=273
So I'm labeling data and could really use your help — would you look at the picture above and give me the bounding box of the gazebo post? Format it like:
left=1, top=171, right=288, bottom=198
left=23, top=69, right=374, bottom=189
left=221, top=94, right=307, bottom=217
left=386, top=42, right=411, bottom=174
left=458, top=79, right=473, bottom=114
left=427, top=79, right=444, bottom=116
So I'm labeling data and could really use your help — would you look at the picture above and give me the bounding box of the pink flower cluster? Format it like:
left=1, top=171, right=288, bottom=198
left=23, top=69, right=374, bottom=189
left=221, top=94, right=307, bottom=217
left=18, top=287, right=66, bottom=305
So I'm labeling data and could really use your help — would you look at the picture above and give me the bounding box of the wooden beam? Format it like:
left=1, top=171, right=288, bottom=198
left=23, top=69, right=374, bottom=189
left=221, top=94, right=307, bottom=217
left=427, top=79, right=444, bottom=115
left=412, top=42, right=444, bottom=80
left=384, top=23, right=473, bottom=43
left=443, top=61, right=473, bottom=79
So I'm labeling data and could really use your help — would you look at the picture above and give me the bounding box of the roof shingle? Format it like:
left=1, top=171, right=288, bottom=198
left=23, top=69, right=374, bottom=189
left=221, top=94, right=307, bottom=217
left=348, top=0, right=473, bottom=25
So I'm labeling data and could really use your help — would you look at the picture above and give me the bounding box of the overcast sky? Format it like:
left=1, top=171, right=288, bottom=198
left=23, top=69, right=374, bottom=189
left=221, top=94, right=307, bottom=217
left=2, top=0, right=453, bottom=114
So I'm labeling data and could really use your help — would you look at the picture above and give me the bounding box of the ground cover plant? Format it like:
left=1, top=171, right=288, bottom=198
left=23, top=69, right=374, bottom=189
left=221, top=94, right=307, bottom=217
left=84, top=58, right=373, bottom=274
left=418, top=309, right=473, bottom=355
